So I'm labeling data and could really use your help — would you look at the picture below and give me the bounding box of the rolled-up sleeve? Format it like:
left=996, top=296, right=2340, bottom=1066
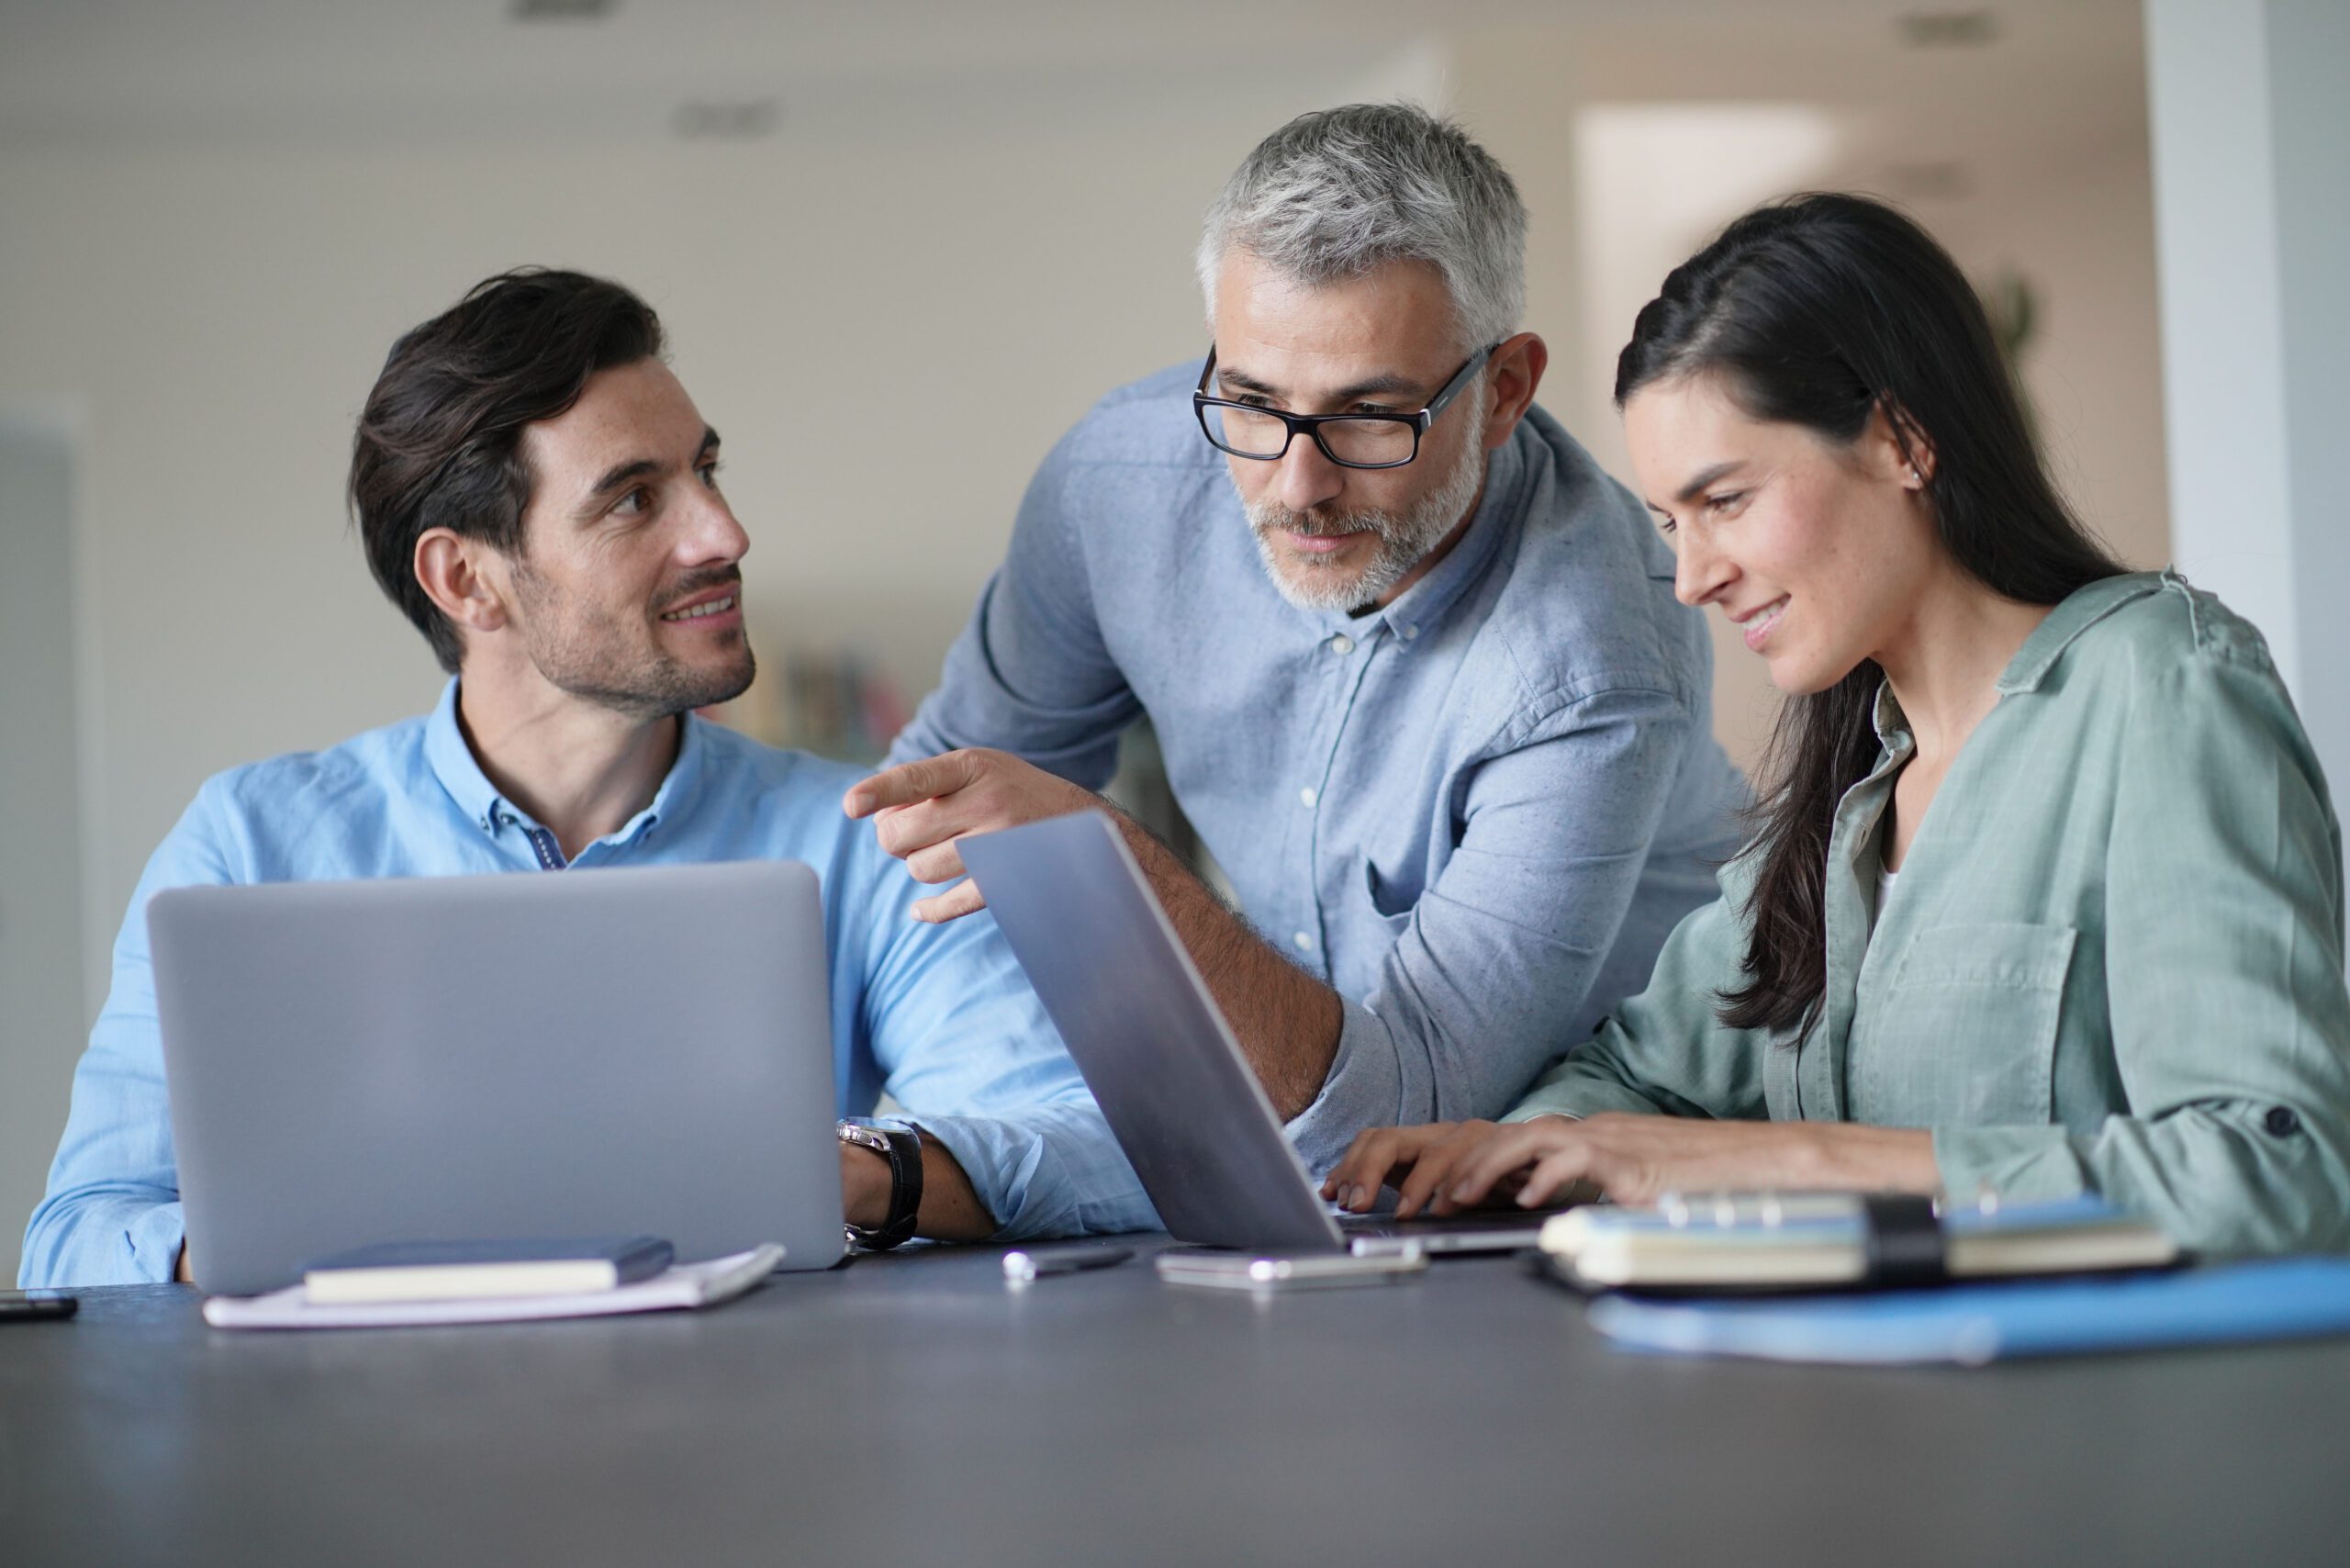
left=1282, top=684, right=1707, bottom=1171
left=20, top=786, right=235, bottom=1288
left=1934, top=651, right=2350, bottom=1256
left=857, top=891, right=1155, bottom=1240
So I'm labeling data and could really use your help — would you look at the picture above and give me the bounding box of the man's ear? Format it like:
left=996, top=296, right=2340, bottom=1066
left=414, top=529, right=511, bottom=639
left=1481, top=331, right=1549, bottom=452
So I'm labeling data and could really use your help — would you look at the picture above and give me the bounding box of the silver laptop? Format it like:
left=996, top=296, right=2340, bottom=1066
left=150, top=860, right=847, bottom=1295
left=958, top=812, right=1549, bottom=1257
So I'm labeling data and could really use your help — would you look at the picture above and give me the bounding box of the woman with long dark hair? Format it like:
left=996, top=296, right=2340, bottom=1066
left=1322, top=193, right=2350, bottom=1253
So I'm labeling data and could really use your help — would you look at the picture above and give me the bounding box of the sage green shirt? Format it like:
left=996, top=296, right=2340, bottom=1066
left=1506, top=572, right=2350, bottom=1255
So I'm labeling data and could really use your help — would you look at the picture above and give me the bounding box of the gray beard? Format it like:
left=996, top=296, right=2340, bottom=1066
left=1242, top=422, right=1488, bottom=614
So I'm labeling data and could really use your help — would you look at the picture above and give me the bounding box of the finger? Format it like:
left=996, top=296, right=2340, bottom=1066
left=901, top=841, right=971, bottom=887
left=1516, top=1147, right=1598, bottom=1208
left=870, top=799, right=972, bottom=862
left=1323, top=1130, right=1405, bottom=1208
left=1449, top=1124, right=1570, bottom=1206
left=1415, top=1123, right=1504, bottom=1216
left=910, top=879, right=988, bottom=923
left=1393, top=1143, right=1464, bottom=1219
left=1395, top=1126, right=1488, bottom=1217
left=844, top=752, right=981, bottom=818
left=1333, top=1129, right=1444, bottom=1213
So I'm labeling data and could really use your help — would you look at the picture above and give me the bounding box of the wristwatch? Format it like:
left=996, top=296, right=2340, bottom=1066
left=837, top=1121, right=923, bottom=1250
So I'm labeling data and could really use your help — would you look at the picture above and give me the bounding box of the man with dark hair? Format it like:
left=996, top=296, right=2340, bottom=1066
left=20, top=269, right=1151, bottom=1289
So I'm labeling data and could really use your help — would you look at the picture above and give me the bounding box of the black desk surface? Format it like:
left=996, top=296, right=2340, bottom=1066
left=5, top=1238, right=2345, bottom=1566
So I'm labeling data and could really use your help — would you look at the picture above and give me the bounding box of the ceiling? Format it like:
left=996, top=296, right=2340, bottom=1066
left=0, top=0, right=2145, bottom=152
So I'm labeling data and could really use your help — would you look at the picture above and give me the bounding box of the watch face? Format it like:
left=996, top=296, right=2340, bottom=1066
left=837, top=1124, right=890, bottom=1153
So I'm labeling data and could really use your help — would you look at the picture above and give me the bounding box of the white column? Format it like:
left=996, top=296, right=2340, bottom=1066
left=2147, top=0, right=2350, bottom=852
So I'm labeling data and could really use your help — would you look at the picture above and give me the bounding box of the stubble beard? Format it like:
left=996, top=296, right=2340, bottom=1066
left=509, top=560, right=757, bottom=722
left=1242, top=420, right=1488, bottom=614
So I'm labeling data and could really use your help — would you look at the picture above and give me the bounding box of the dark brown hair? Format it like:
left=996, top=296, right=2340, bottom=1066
left=1615, top=194, right=2122, bottom=1037
left=348, top=267, right=665, bottom=671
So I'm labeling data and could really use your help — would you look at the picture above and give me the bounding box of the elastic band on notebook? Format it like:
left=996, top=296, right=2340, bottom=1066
left=1861, top=1194, right=1949, bottom=1287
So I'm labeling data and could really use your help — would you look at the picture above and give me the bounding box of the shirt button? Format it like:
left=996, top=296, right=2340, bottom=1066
left=1328, top=633, right=1355, bottom=655
left=1292, top=931, right=1316, bottom=953
left=1401, top=624, right=1420, bottom=641
left=1299, top=787, right=1317, bottom=809
left=2266, top=1105, right=2302, bottom=1137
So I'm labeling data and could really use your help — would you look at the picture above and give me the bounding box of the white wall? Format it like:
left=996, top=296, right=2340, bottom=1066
left=0, top=415, right=86, bottom=1284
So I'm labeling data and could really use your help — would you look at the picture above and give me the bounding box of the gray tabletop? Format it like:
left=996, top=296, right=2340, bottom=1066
left=4, top=1238, right=2345, bottom=1567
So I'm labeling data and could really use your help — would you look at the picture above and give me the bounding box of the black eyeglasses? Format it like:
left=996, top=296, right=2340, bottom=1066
left=1192, top=342, right=1498, bottom=470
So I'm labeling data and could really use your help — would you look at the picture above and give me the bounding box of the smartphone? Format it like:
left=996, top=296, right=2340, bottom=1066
left=1153, top=1247, right=1428, bottom=1292
left=0, top=1289, right=79, bottom=1322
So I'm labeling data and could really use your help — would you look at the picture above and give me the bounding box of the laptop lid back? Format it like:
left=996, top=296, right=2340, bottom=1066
left=959, top=812, right=1344, bottom=1254
left=151, top=860, right=845, bottom=1294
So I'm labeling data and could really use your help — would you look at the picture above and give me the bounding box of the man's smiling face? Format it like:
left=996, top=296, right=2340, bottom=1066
left=495, top=357, right=755, bottom=719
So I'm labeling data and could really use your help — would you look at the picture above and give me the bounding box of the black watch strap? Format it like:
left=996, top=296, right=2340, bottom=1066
left=845, top=1125, right=923, bottom=1250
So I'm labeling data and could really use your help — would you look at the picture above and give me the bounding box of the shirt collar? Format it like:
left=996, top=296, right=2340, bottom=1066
left=1994, top=571, right=2166, bottom=695
left=425, top=678, right=505, bottom=834
left=424, top=676, right=711, bottom=846
left=1313, top=431, right=1527, bottom=644
left=1868, top=679, right=1916, bottom=762
left=1865, top=570, right=2166, bottom=759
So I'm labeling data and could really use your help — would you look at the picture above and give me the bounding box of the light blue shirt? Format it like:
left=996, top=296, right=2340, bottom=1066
left=893, top=362, right=1750, bottom=1171
left=21, top=680, right=1155, bottom=1288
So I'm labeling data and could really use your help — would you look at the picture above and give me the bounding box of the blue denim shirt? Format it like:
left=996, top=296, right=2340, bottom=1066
left=21, top=680, right=1155, bottom=1287
left=893, top=363, right=1750, bottom=1170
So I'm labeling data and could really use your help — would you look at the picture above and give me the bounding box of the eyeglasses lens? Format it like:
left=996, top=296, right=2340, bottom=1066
left=1202, top=404, right=1417, bottom=467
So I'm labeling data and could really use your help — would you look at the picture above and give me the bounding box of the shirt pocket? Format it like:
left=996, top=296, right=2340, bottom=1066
left=1851, top=922, right=2078, bottom=1128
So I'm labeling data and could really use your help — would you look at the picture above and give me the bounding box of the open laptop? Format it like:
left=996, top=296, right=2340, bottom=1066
left=149, top=860, right=847, bottom=1295
left=958, top=812, right=1552, bottom=1257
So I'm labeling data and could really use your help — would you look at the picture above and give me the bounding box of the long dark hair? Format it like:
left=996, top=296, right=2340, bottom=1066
left=1616, top=193, right=2122, bottom=1036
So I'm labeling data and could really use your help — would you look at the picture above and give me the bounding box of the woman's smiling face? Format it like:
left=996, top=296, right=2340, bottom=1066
left=1623, top=372, right=1942, bottom=696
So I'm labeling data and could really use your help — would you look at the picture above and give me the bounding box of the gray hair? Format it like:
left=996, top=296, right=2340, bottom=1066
left=1196, top=103, right=1528, bottom=353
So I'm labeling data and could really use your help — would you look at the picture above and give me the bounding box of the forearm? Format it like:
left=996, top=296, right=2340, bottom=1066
left=1800, top=1124, right=1940, bottom=1192
left=1117, top=815, right=1341, bottom=1120
left=1352, top=1114, right=1939, bottom=1215
left=843, top=1138, right=996, bottom=1243
left=903, top=1101, right=1154, bottom=1239
left=1936, top=1107, right=2350, bottom=1256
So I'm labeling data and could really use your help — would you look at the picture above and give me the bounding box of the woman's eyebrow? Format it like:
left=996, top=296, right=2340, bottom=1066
left=1673, top=460, right=1748, bottom=504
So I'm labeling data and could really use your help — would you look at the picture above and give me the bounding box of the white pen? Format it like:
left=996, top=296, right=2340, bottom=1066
left=1002, top=1244, right=1136, bottom=1283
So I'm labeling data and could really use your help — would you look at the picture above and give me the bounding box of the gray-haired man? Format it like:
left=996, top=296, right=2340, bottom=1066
left=847, top=104, right=1747, bottom=1174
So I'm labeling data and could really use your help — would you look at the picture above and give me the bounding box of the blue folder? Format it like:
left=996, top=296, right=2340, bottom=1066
left=1585, top=1259, right=2350, bottom=1365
